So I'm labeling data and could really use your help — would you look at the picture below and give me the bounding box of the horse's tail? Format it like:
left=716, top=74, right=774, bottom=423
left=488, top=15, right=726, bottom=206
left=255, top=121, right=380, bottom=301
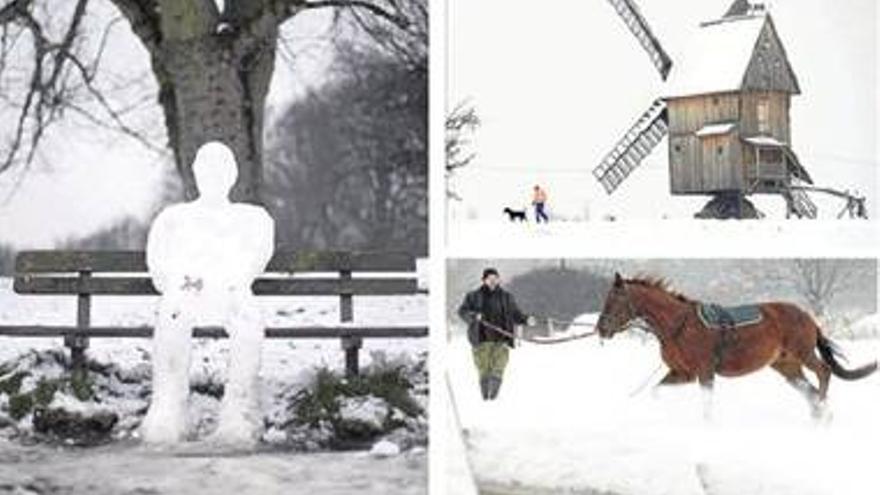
left=816, top=334, right=878, bottom=380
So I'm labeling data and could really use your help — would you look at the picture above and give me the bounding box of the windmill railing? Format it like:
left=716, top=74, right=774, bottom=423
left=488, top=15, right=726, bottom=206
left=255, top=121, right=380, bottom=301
left=745, top=162, right=787, bottom=182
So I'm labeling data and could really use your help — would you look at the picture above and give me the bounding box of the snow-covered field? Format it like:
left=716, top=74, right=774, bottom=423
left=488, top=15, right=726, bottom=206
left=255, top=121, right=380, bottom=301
left=0, top=278, right=428, bottom=493
left=448, top=314, right=880, bottom=495
left=447, top=219, right=876, bottom=258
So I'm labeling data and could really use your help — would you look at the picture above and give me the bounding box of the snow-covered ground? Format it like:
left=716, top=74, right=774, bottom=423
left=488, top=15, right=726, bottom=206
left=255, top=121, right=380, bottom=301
left=447, top=219, right=877, bottom=258
left=0, top=278, right=428, bottom=493
left=448, top=314, right=880, bottom=495
left=0, top=439, right=426, bottom=495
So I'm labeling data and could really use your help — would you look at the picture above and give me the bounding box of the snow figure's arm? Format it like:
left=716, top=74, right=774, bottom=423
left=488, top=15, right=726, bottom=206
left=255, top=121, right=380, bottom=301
left=146, top=210, right=172, bottom=294
left=250, top=209, right=275, bottom=275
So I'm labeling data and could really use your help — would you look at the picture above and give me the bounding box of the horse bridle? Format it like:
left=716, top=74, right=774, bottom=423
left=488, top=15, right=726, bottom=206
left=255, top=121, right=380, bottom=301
left=602, top=280, right=644, bottom=335
left=611, top=281, right=690, bottom=340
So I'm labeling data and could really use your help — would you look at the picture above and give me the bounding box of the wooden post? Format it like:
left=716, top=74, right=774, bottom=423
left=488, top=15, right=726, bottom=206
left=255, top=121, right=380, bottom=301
left=342, top=335, right=363, bottom=377
left=339, top=266, right=361, bottom=377
left=755, top=146, right=761, bottom=186
left=71, top=270, right=91, bottom=384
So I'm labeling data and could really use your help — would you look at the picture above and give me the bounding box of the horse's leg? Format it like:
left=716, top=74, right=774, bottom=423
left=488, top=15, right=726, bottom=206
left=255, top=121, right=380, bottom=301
left=771, top=359, right=821, bottom=413
left=799, top=351, right=832, bottom=420
left=697, top=372, right=715, bottom=421
left=655, top=369, right=694, bottom=387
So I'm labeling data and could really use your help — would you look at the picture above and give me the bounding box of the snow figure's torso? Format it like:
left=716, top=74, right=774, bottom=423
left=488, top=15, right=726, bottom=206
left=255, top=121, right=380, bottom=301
left=145, top=141, right=275, bottom=309
left=148, top=202, right=274, bottom=303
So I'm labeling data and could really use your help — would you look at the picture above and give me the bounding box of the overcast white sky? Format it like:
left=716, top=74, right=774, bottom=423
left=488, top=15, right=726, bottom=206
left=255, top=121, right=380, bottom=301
left=448, top=0, right=877, bottom=220
left=0, top=3, right=337, bottom=248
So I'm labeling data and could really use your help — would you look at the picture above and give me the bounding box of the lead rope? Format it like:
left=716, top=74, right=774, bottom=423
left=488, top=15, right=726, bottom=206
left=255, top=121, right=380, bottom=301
left=628, top=362, right=665, bottom=397
left=476, top=318, right=598, bottom=345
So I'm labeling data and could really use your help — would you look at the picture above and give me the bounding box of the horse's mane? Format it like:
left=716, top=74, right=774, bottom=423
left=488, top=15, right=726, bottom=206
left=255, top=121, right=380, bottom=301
left=624, top=276, right=693, bottom=303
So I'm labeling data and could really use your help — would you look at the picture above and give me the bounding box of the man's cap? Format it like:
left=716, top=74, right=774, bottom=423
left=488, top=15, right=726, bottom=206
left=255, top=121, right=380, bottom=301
left=482, top=267, right=499, bottom=279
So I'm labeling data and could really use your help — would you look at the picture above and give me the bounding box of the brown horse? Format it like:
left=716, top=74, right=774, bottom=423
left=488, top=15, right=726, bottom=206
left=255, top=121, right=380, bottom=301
left=596, top=273, right=877, bottom=417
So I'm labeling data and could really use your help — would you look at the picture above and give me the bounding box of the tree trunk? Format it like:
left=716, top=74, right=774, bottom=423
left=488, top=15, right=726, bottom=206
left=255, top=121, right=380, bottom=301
left=147, top=1, right=279, bottom=204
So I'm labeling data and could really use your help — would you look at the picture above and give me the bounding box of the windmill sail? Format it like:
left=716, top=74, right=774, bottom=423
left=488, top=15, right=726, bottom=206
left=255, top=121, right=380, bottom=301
left=607, top=0, right=673, bottom=80
left=593, top=99, right=668, bottom=194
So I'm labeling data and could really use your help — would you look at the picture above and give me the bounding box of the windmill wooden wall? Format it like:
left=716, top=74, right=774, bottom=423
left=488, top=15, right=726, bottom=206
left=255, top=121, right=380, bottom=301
left=667, top=93, right=743, bottom=194
left=666, top=15, right=799, bottom=196
left=667, top=90, right=793, bottom=194
left=740, top=91, right=791, bottom=142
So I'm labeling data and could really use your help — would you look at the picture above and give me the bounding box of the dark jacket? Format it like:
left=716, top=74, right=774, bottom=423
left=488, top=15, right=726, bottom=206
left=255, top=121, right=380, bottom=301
left=457, top=285, right=529, bottom=347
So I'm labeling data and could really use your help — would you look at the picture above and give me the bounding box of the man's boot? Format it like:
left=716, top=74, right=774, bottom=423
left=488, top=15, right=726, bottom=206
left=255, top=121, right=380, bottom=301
left=487, top=376, right=503, bottom=400
left=479, top=376, right=491, bottom=400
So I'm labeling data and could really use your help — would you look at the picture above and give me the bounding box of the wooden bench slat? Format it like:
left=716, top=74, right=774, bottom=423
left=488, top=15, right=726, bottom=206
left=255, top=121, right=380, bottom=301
left=0, top=325, right=428, bottom=339
left=266, top=252, right=417, bottom=272
left=252, top=278, right=419, bottom=296
left=13, top=276, right=420, bottom=296
left=16, top=251, right=146, bottom=273
left=16, top=250, right=417, bottom=274
left=14, top=276, right=158, bottom=295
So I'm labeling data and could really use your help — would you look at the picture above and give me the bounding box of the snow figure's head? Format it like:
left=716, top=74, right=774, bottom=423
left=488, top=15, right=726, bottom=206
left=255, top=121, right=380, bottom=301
left=193, top=141, right=237, bottom=202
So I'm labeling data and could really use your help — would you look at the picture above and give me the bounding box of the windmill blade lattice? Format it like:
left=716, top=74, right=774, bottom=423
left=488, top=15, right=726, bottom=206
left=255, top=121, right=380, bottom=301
left=593, top=99, right=668, bottom=194
left=607, top=0, right=674, bottom=80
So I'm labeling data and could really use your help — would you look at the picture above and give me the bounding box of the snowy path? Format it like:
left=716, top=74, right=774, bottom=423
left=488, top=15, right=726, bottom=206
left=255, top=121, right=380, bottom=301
left=448, top=322, right=880, bottom=495
left=0, top=441, right=426, bottom=494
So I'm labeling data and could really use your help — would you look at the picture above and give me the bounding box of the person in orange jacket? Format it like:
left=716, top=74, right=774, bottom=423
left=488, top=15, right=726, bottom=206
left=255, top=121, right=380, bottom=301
left=532, top=185, right=549, bottom=223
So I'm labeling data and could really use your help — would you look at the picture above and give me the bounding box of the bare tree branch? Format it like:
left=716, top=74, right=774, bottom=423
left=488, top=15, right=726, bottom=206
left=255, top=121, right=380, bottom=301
left=281, top=0, right=410, bottom=28
left=61, top=52, right=165, bottom=153
left=790, top=259, right=856, bottom=317
left=105, top=0, right=160, bottom=52
left=341, top=0, right=426, bottom=72
left=0, top=0, right=164, bottom=195
left=0, top=0, right=35, bottom=24
left=445, top=99, right=480, bottom=173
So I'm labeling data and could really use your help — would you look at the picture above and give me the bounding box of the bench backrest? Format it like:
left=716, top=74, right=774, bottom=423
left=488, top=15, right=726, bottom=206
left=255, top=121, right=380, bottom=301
left=9, top=250, right=426, bottom=376
left=14, top=250, right=423, bottom=297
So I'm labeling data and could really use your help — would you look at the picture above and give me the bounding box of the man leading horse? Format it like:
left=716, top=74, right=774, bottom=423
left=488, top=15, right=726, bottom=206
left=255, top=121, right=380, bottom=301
left=458, top=268, right=535, bottom=401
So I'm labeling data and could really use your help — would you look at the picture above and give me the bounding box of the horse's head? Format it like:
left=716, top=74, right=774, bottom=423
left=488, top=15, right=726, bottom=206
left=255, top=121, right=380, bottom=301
left=597, top=273, right=638, bottom=339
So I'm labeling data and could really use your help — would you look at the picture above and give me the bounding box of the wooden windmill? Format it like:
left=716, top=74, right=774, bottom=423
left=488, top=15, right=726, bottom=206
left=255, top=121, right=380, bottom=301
left=594, top=0, right=836, bottom=219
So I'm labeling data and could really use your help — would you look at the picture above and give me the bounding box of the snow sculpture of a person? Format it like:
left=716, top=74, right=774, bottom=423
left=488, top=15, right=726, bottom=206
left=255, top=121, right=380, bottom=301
left=140, top=141, right=275, bottom=445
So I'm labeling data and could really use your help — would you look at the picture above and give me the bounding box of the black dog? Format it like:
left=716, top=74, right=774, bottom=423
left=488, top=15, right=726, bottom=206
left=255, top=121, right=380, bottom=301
left=503, top=207, right=527, bottom=222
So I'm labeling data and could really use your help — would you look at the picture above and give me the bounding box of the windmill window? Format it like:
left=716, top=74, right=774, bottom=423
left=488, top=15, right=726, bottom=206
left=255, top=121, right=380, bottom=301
left=757, top=99, right=770, bottom=134
left=717, top=146, right=724, bottom=156
left=712, top=97, right=720, bottom=106
left=674, top=144, right=682, bottom=153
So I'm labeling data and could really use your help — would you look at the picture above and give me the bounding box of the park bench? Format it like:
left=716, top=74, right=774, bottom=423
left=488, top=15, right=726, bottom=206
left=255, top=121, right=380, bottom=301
left=0, top=250, right=427, bottom=377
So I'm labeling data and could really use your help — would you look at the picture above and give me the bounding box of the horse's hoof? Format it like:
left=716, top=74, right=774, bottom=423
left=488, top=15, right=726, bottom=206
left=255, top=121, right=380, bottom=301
left=810, top=402, right=833, bottom=425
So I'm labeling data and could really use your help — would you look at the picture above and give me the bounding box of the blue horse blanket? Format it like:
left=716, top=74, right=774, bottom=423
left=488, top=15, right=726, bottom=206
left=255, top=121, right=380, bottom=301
left=697, top=303, right=763, bottom=329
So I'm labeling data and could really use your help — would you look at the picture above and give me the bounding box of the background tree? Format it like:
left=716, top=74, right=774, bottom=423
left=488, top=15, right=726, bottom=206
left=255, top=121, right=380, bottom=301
left=265, top=0, right=427, bottom=253
left=506, top=266, right=611, bottom=335
left=787, top=259, right=861, bottom=317
left=445, top=100, right=479, bottom=201
left=0, top=0, right=417, bottom=204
